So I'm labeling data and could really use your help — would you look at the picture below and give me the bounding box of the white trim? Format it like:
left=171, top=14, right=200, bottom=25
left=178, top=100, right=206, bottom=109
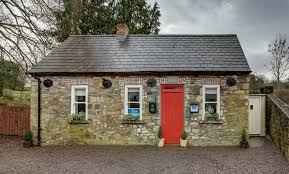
left=124, top=85, right=143, bottom=120
left=71, top=85, right=88, bottom=120
left=202, top=85, right=220, bottom=120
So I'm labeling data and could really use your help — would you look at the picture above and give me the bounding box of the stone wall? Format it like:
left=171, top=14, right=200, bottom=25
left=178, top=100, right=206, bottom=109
left=266, top=94, right=289, bottom=161
left=30, top=75, right=249, bottom=146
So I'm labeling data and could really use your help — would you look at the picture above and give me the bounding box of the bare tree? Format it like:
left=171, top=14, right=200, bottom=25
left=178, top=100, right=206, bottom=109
left=268, top=34, right=289, bottom=89
left=0, top=0, right=59, bottom=72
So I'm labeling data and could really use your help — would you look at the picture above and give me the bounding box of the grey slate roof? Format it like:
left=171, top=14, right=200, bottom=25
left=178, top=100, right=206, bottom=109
left=29, top=34, right=251, bottom=75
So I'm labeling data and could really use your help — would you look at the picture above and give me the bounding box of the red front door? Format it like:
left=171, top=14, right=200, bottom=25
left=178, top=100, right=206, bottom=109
left=161, top=84, right=184, bottom=144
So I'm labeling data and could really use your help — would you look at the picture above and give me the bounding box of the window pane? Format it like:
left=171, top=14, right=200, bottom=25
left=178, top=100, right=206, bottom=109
left=76, top=96, right=86, bottom=102
left=205, top=94, right=217, bottom=102
left=205, top=88, right=217, bottom=94
left=128, top=88, right=140, bottom=102
left=205, top=88, right=217, bottom=102
left=205, top=103, right=217, bottom=114
left=75, top=103, right=86, bottom=114
left=75, top=88, right=86, bottom=102
left=128, top=103, right=140, bottom=108
left=75, top=89, right=86, bottom=96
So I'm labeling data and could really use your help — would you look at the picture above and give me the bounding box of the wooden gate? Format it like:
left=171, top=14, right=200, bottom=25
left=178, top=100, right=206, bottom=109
left=0, top=105, right=30, bottom=136
left=161, top=84, right=184, bottom=144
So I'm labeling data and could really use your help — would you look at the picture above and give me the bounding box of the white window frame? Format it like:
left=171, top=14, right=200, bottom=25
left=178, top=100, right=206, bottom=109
left=124, top=85, right=143, bottom=120
left=71, top=85, right=88, bottom=120
left=202, top=85, right=220, bottom=120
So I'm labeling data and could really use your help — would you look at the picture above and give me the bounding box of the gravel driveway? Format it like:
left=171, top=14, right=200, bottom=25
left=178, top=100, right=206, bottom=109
left=0, top=136, right=288, bottom=174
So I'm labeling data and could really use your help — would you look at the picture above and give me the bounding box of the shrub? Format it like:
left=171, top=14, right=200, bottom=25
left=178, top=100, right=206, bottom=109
left=71, top=112, right=86, bottom=121
left=123, top=115, right=137, bottom=122
left=205, top=113, right=219, bottom=121
left=181, top=131, right=188, bottom=140
left=157, top=127, right=162, bottom=139
left=241, top=129, right=247, bottom=142
left=23, top=130, right=33, bottom=141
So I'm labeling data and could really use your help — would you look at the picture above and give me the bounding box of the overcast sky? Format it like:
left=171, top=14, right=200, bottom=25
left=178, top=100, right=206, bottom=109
left=150, top=0, right=289, bottom=79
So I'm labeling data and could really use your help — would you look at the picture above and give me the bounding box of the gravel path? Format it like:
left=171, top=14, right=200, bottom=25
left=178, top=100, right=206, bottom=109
left=0, top=136, right=288, bottom=174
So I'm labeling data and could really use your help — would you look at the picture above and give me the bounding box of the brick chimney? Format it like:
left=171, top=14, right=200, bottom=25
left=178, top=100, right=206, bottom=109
left=116, top=23, right=129, bottom=36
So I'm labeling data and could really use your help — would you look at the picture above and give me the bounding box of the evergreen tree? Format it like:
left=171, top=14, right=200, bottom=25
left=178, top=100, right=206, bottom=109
left=54, top=0, right=161, bottom=42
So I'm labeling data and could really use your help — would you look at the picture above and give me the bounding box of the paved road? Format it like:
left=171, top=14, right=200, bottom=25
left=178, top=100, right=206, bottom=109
left=0, top=136, right=288, bottom=174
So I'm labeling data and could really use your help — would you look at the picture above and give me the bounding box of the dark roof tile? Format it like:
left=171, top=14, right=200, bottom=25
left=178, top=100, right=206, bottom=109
left=29, top=34, right=251, bottom=75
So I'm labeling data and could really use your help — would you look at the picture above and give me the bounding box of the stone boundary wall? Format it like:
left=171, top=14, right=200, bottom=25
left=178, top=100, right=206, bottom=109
left=266, top=94, right=289, bottom=161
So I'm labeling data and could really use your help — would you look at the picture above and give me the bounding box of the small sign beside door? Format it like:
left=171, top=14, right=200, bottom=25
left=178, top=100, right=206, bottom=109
left=149, top=102, right=157, bottom=113
left=190, top=103, right=199, bottom=113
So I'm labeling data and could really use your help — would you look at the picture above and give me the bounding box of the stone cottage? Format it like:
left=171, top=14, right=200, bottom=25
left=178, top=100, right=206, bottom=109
left=28, top=24, right=251, bottom=146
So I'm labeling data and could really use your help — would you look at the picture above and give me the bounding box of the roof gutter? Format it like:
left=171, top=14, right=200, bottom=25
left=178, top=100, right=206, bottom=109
left=27, top=70, right=252, bottom=77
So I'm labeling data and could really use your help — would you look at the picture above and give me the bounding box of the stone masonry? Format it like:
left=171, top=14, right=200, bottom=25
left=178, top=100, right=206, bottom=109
left=266, top=94, right=289, bottom=161
left=30, top=75, right=249, bottom=146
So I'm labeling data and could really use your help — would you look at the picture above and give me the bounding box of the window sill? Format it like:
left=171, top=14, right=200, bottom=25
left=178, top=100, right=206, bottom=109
left=199, top=120, right=223, bottom=124
left=69, top=120, right=89, bottom=124
left=121, top=120, right=145, bottom=124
